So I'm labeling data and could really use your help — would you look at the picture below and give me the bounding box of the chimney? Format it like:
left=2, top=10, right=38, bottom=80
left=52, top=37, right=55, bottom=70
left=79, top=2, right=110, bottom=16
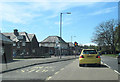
left=7, top=36, right=10, bottom=39
left=14, top=29, right=19, bottom=36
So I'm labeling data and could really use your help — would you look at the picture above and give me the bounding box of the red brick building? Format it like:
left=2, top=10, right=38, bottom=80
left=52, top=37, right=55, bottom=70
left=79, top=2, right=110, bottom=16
left=3, top=29, right=39, bottom=58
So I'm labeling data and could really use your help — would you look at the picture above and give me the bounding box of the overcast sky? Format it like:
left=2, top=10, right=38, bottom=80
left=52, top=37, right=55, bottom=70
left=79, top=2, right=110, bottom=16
left=0, top=0, right=119, bottom=45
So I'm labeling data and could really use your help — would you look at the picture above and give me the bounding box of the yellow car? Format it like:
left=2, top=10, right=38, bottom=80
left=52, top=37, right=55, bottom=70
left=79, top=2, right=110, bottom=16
left=79, top=49, right=101, bottom=66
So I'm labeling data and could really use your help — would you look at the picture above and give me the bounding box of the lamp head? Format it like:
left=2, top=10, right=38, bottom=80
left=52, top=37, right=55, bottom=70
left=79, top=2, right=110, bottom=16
left=67, top=12, right=71, bottom=14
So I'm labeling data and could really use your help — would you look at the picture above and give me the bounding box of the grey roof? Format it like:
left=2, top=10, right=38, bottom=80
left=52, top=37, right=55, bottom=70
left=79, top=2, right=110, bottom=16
left=0, top=33, right=13, bottom=43
left=28, top=34, right=35, bottom=41
left=2, top=32, right=35, bottom=42
left=41, top=36, right=66, bottom=43
left=68, top=42, right=74, bottom=47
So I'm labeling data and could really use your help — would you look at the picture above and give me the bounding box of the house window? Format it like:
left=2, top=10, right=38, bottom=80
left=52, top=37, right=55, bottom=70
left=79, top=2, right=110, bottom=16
left=23, top=49, right=25, bottom=52
left=32, top=49, right=35, bottom=53
left=13, top=43, right=16, bottom=46
left=0, top=47, right=4, bottom=55
left=17, top=42, right=20, bottom=48
left=39, top=44, right=41, bottom=47
left=27, top=52, right=29, bottom=55
left=22, top=42, right=26, bottom=46
left=13, top=49, right=16, bottom=57
left=45, top=44, right=48, bottom=46
left=18, top=42, right=20, bottom=46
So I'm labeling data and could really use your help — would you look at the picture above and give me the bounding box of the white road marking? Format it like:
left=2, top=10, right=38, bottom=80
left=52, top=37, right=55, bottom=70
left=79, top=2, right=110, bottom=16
left=114, top=70, right=120, bottom=75
left=28, top=69, right=36, bottom=72
left=46, top=76, right=52, bottom=80
left=39, top=66, right=43, bottom=69
left=55, top=71, right=59, bottom=74
left=26, top=69, right=29, bottom=72
left=42, top=70, right=47, bottom=72
left=45, top=70, right=48, bottom=72
left=45, top=67, right=48, bottom=68
left=42, top=70, right=45, bottom=72
left=60, top=68, right=64, bottom=71
left=21, top=70, right=25, bottom=72
left=102, top=62, right=111, bottom=68
left=36, top=70, right=40, bottom=72
left=35, top=67, right=39, bottom=68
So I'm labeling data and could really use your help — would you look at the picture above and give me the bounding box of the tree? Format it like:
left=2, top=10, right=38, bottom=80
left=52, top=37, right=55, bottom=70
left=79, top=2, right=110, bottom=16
left=92, top=19, right=118, bottom=54
left=115, top=24, right=120, bottom=52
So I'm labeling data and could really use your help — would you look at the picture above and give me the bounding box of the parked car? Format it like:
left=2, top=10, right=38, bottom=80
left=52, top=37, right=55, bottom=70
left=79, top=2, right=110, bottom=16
left=79, top=49, right=101, bottom=67
left=118, top=53, right=120, bottom=64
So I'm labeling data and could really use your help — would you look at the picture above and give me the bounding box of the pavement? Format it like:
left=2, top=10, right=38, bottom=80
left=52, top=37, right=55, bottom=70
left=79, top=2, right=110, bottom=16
left=0, top=55, right=76, bottom=74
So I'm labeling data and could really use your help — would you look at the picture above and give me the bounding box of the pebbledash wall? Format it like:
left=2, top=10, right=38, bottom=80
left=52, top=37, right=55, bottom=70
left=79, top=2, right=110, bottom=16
left=39, top=36, right=70, bottom=56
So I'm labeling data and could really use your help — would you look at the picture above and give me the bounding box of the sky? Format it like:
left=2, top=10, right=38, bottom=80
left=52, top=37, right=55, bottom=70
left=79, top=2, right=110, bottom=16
left=0, top=0, right=119, bottom=45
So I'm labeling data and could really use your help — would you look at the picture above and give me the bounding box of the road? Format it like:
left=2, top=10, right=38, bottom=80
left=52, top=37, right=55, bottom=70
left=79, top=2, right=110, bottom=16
left=49, top=59, right=118, bottom=80
left=1, top=56, right=120, bottom=81
left=101, top=56, right=120, bottom=81
left=101, top=56, right=120, bottom=74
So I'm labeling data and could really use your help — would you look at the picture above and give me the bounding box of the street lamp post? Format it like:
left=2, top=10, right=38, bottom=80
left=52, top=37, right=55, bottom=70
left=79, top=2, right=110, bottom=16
left=59, top=12, right=71, bottom=59
left=71, top=36, right=76, bottom=43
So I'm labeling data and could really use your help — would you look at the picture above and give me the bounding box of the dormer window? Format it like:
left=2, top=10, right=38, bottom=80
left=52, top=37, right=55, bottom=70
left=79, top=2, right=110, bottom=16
left=18, top=42, right=20, bottom=46
left=17, top=35, right=23, bottom=40
left=17, top=42, right=20, bottom=48
left=13, top=43, right=16, bottom=46
left=45, top=44, right=48, bottom=46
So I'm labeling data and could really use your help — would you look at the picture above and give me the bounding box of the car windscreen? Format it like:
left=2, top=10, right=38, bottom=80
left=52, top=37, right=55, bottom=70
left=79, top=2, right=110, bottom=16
left=83, top=50, right=97, bottom=54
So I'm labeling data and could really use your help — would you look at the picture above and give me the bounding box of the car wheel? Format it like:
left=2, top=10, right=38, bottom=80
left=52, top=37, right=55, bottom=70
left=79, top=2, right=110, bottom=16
left=98, top=64, right=101, bottom=67
left=79, top=64, right=84, bottom=67
left=118, top=62, right=120, bottom=64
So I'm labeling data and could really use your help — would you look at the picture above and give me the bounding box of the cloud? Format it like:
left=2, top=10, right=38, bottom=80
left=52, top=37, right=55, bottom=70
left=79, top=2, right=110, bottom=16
left=55, top=17, right=72, bottom=26
left=28, top=2, right=96, bottom=13
left=0, top=3, right=42, bottom=24
left=0, top=2, right=117, bottom=25
left=0, top=2, right=97, bottom=24
left=89, top=6, right=117, bottom=15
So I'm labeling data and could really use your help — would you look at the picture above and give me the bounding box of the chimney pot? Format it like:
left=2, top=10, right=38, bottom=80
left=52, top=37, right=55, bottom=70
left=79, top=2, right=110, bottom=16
left=14, top=29, right=19, bottom=36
